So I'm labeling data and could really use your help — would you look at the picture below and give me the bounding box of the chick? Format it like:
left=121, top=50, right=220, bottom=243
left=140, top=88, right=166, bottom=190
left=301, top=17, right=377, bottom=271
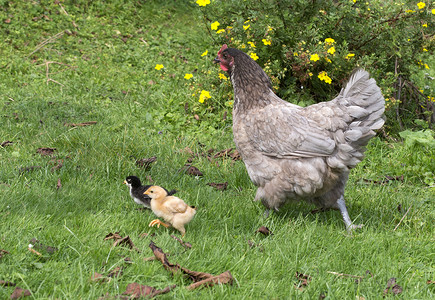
left=123, top=176, right=176, bottom=209
left=144, top=185, right=196, bottom=237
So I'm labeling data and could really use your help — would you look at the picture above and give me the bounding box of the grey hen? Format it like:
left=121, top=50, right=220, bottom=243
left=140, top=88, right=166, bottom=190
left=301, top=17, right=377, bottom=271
left=214, top=44, right=385, bottom=231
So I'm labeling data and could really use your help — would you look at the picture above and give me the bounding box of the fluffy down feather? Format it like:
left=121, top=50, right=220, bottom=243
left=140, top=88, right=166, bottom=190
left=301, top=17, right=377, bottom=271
left=214, top=45, right=385, bottom=231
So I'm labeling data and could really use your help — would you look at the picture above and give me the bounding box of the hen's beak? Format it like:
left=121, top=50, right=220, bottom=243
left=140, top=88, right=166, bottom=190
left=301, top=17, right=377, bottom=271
left=213, top=57, right=221, bottom=64
left=123, top=180, right=127, bottom=185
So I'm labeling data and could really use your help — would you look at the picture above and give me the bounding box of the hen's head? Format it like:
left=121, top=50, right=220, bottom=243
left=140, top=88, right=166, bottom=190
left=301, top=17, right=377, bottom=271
left=143, top=185, right=168, bottom=199
left=214, top=44, right=242, bottom=72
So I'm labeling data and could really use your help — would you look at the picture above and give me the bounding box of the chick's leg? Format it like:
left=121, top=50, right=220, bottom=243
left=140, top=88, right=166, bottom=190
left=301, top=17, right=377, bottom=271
left=149, top=219, right=170, bottom=228
left=336, top=196, right=363, bottom=232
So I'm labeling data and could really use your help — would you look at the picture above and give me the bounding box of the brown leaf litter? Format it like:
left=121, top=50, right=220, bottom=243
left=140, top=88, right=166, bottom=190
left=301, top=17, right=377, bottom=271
left=0, top=280, right=16, bottom=287
left=207, top=182, right=228, bottom=191
left=104, top=232, right=141, bottom=252
left=255, top=226, right=273, bottom=236
left=0, top=249, right=9, bottom=259
left=180, top=164, right=203, bottom=176
left=122, top=282, right=176, bottom=299
left=294, top=272, right=311, bottom=291
left=37, top=147, right=56, bottom=156
left=170, top=235, right=192, bottom=249
left=136, top=156, right=157, bottom=169
left=1, top=140, right=13, bottom=147
left=10, top=287, right=31, bottom=299
left=149, top=241, right=233, bottom=290
left=383, top=277, right=403, bottom=296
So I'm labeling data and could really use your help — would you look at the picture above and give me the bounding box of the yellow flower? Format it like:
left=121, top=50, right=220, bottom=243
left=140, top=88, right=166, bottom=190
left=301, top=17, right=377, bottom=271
left=417, top=2, right=425, bottom=9
left=308, top=72, right=313, bottom=77
left=216, top=29, right=225, bottom=34
left=211, top=21, right=220, bottom=31
left=262, top=39, right=271, bottom=46
left=248, top=41, right=256, bottom=48
left=432, top=8, right=435, bottom=14
left=196, top=0, right=210, bottom=7
left=243, top=24, right=250, bottom=30
left=155, top=64, right=164, bottom=70
left=201, top=50, right=208, bottom=56
left=324, top=38, right=335, bottom=45
left=293, top=52, right=298, bottom=56
left=327, top=47, right=335, bottom=55
left=325, top=58, right=332, bottom=63
left=219, top=73, right=228, bottom=80
left=424, top=63, right=429, bottom=69
left=318, top=71, right=332, bottom=84
left=199, top=90, right=211, bottom=103
left=345, top=53, right=355, bottom=59
left=422, top=23, right=427, bottom=27
left=310, top=54, right=320, bottom=62
left=250, top=52, right=259, bottom=60
left=405, top=9, right=415, bottom=13
left=423, top=48, right=428, bottom=52
left=184, top=73, right=193, bottom=80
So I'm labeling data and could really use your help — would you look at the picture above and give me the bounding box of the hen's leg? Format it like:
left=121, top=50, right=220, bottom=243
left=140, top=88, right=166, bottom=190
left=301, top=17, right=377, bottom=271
left=336, top=196, right=363, bottom=232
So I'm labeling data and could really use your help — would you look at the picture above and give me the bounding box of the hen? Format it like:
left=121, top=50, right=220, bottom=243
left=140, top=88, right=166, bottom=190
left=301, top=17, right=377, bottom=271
left=214, top=44, right=385, bottom=231
left=144, top=186, right=196, bottom=236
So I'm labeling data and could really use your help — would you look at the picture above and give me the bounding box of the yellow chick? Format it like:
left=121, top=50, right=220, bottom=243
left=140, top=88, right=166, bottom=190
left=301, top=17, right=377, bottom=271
left=144, top=186, right=196, bottom=237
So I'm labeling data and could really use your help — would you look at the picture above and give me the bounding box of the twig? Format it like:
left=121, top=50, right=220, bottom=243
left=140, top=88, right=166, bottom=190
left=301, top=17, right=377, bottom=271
left=28, top=247, right=42, bottom=257
left=394, top=204, right=412, bottom=231
left=327, top=271, right=363, bottom=279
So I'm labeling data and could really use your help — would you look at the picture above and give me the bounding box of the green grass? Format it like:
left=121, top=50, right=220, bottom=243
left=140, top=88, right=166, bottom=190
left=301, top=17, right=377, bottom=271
left=1, top=1, right=434, bottom=299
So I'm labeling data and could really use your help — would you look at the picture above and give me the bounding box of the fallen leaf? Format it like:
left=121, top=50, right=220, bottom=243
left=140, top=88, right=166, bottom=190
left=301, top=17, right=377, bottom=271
left=180, top=164, right=203, bottom=176
left=104, top=232, right=140, bottom=252
left=0, top=249, right=10, bottom=258
left=149, top=241, right=233, bottom=290
left=56, top=178, right=62, bottom=190
left=1, top=140, right=13, bottom=147
left=170, top=235, right=192, bottom=249
left=136, top=156, right=157, bottom=170
left=139, top=232, right=155, bottom=238
left=90, top=272, right=110, bottom=283
left=247, top=240, right=264, bottom=252
left=29, top=238, right=58, bottom=254
left=28, top=247, right=42, bottom=257
left=207, top=182, right=228, bottom=191
left=10, top=287, right=31, bottom=299
left=383, top=277, right=403, bottom=296
left=37, top=147, right=56, bottom=156
left=4, top=18, right=11, bottom=24
left=64, top=121, right=97, bottom=127
left=194, top=114, right=200, bottom=121
left=50, top=159, right=64, bottom=172
left=123, top=282, right=176, bottom=299
left=427, top=280, right=435, bottom=284
left=295, top=272, right=311, bottom=291
left=256, top=226, right=273, bottom=236
left=107, top=267, right=123, bottom=278
left=18, top=166, right=42, bottom=174
left=148, top=80, right=155, bottom=85
left=213, top=148, right=234, bottom=158
left=0, top=280, right=15, bottom=287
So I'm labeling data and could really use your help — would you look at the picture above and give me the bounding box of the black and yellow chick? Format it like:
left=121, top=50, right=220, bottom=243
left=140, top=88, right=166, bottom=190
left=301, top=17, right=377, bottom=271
left=144, top=185, right=196, bottom=237
left=123, top=176, right=176, bottom=209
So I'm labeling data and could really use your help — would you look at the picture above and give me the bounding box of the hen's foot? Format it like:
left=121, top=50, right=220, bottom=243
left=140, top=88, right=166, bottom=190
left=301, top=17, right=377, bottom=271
left=148, top=219, right=170, bottom=228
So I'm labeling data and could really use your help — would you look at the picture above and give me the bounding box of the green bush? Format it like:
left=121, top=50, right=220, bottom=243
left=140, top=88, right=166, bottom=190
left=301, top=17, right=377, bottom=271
left=195, top=0, right=434, bottom=133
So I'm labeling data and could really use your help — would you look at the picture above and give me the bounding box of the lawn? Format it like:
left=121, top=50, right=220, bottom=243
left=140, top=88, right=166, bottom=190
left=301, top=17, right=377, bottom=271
left=0, top=1, right=434, bottom=299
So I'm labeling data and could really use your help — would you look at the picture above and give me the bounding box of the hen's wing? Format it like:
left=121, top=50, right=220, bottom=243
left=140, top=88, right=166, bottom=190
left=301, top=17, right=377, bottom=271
left=247, top=94, right=336, bottom=159
left=163, top=196, right=188, bottom=214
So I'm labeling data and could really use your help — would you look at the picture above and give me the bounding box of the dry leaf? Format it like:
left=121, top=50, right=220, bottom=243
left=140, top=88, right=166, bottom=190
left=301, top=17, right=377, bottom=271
left=90, top=272, right=110, bottom=283
left=10, top=287, right=31, bottom=299
left=170, top=235, right=192, bottom=249
left=50, top=159, right=63, bottom=172
left=104, top=232, right=140, bottom=252
left=56, top=178, right=62, bottom=190
left=207, top=182, right=228, bottom=191
left=149, top=241, right=233, bottom=290
left=136, top=156, right=157, bottom=169
left=107, top=267, right=123, bottom=278
left=37, top=147, right=56, bottom=156
left=0, top=140, right=13, bottom=147
left=427, top=280, right=435, bottom=284
left=181, top=164, right=203, bottom=176
left=0, top=280, right=15, bottom=287
left=123, top=282, right=176, bottom=299
left=213, top=148, right=234, bottom=158
left=256, top=226, right=273, bottom=236
left=383, top=277, right=403, bottom=296
left=0, top=249, right=10, bottom=259
left=295, top=272, right=311, bottom=291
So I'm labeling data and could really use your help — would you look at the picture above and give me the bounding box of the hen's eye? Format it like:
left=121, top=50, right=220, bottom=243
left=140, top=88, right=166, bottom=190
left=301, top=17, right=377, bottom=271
left=223, top=54, right=228, bottom=59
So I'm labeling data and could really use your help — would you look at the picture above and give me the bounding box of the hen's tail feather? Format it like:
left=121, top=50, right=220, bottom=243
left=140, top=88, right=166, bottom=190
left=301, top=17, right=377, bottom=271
left=331, top=69, right=385, bottom=169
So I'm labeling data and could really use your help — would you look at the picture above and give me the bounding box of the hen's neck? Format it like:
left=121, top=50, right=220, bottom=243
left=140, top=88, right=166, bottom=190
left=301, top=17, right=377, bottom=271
left=229, top=55, right=273, bottom=112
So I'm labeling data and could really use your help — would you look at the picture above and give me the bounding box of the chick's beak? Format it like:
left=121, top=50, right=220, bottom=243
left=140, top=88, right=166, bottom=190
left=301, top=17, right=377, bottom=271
left=123, top=180, right=127, bottom=185
left=213, top=56, right=221, bottom=64
left=143, top=191, right=150, bottom=195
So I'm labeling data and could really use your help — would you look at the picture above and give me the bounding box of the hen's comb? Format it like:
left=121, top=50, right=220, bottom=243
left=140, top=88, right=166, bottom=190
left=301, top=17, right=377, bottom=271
left=218, top=44, right=228, bottom=55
